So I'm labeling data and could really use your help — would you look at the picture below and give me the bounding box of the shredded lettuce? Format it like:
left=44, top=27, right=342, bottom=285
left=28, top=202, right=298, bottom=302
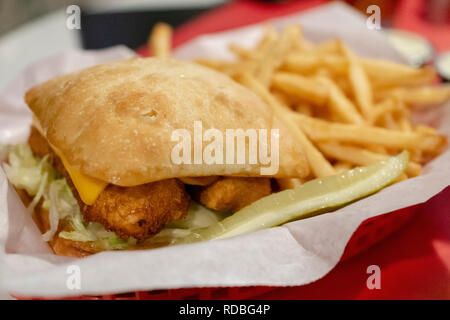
left=1, top=143, right=135, bottom=250
left=60, top=215, right=137, bottom=250
left=147, top=202, right=228, bottom=246
left=146, top=228, right=193, bottom=246
left=3, top=144, right=57, bottom=198
left=168, top=201, right=228, bottom=229
left=2, top=143, right=227, bottom=251
left=42, top=179, right=79, bottom=241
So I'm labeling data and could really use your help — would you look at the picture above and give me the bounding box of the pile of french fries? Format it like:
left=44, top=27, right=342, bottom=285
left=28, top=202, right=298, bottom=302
left=149, top=23, right=448, bottom=188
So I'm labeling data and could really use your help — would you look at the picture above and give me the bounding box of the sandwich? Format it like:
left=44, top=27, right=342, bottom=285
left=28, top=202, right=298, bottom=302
left=2, top=57, right=309, bottom=257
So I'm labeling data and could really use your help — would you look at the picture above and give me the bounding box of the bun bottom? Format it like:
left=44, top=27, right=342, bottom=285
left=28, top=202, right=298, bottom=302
left=15, top=187, right=97, bottom=258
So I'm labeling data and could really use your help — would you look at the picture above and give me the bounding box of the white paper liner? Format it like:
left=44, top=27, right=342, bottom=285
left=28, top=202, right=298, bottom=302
left=0, top=2, right=448, bottom=298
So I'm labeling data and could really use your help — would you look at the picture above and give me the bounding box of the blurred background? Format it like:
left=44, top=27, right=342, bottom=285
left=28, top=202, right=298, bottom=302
left=0, top=0, right=449, bottom=88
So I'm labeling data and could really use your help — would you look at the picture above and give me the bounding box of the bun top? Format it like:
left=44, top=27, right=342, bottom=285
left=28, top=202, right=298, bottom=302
left=26, top=57, right=309, bottom=186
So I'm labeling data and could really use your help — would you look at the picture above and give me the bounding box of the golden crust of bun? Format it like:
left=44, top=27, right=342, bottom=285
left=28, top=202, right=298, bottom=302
left=26, top=57, right=309, bottom=186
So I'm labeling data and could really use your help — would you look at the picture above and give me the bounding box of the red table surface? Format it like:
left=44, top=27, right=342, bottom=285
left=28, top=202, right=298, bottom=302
left=155, top=0, right=449, bottom=299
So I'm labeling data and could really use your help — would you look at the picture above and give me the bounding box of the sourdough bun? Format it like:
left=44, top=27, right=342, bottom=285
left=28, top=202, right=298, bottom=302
left=26, top=57, right=309, bottom=186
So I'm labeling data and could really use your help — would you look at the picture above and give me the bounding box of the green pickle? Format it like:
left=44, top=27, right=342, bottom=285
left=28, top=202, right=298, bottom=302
left=175, top=151, right=409, bottom=244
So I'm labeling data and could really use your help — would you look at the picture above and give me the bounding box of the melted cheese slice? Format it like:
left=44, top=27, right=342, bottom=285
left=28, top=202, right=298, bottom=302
left=52, top=145, right=107, bottom=205
left=32, top=117, right=107, bottom=205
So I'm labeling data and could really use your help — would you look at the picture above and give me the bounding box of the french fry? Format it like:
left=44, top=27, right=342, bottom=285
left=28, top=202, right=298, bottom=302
left=395, top=100, right=412, bottom=132
left=316, top=76, right=365, bottom=125
left=314, top=67, right=332, bottom=78
left=272, top=90, right=296, bottom=108
left=284, top=53, right=436, bottom=89
left=195, top=59, right=234, bottom=71
left=313, top=39, right=341, bottom=54
left=361, top=59, right=436, bottom=88
left=236, top=72, right=336, bottom=178
left=294, top=103, right=313, bottom=117
left=149, top=22, right=172, bottom=58
left=228, top=44, right=258, bottom=60
left=334, top=77, right=352, bottom=96
left=333, top=161, right=353, bottom=173
left=282, top=53, right=321, bottom=74
left=366, top=145, right=388, bottom=155
left=340, top=43, right=374, bottom=121
left=195, top=59, right=245, bottom=77
left=297, top=37, right=315, bottom=52
left=409, top=149, right=423, bottom=163
left=254, top=26, right=300, bottom=86
left=398, top=118, right=412, bottom=131
left=272, top=72, right=328, bottom=106
left=276, top=178, right=303, bottom=190
left=282, top=53, right=347, bottom=75
left=376, top=86, right=450, bottom=106
left=395, top=173, right=408, bottom=182
left=415, top=125, right=438, bottom=135
left=382, top=112, right=399, bottom=130
left=294, top=113, right=446, bottom=152
left=372, top=99, right=400, bottom=125
left=318, top=142, right=421, bottom=177
left=257, top=25, right=279, bottom=51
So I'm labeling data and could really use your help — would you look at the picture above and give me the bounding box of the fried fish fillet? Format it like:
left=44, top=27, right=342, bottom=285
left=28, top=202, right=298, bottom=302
left=81, top=179, right=189, bottom=240
left=193, top=177, right=272, bottom=212
left=28, top=126, right=190, bottom=240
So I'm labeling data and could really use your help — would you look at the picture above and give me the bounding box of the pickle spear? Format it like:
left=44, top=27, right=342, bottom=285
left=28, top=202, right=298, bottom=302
left=175, top=151, right=409, bottom=244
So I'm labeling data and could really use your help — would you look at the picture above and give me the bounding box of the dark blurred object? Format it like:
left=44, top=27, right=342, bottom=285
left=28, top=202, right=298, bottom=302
left=80, top=1, right=227, bottom=49
left=0, top=0, right=74, bottom=35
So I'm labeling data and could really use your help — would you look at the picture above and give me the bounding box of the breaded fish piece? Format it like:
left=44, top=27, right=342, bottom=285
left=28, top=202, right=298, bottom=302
left=195, top=177, right=271, bottom=212
left=28, top=126, right=190, bottom=240
left=82, top=179, right=189, bottom=240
